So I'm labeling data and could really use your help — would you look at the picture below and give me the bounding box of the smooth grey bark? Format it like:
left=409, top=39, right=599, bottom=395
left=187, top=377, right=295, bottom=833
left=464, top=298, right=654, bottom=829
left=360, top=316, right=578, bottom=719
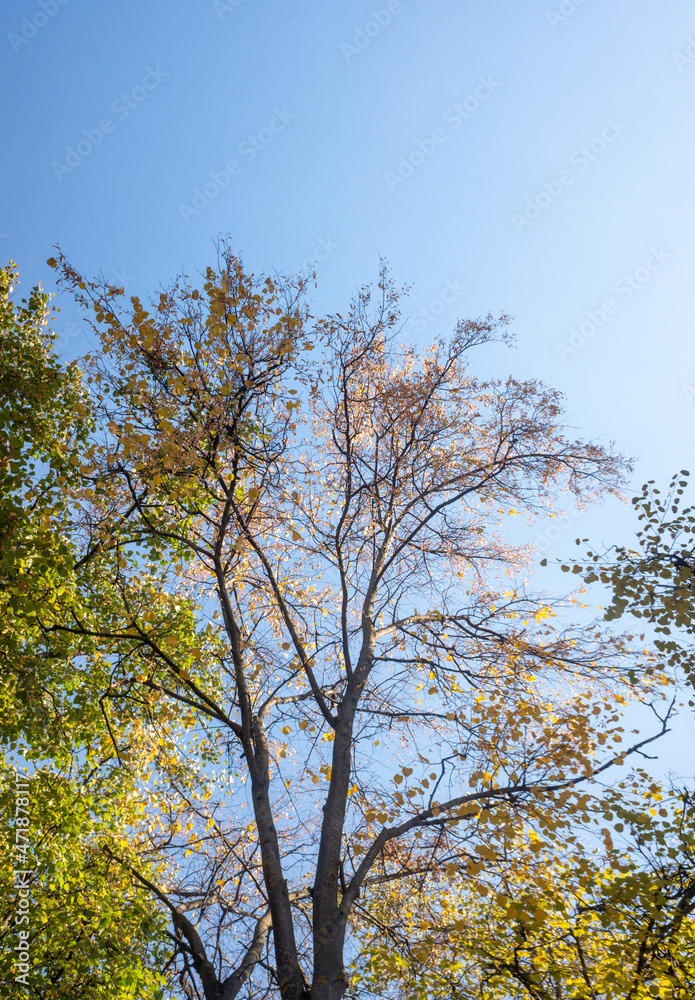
left=311, top=567, right=382, bottom=1000
left=217, top=569, right=308, bottom=1000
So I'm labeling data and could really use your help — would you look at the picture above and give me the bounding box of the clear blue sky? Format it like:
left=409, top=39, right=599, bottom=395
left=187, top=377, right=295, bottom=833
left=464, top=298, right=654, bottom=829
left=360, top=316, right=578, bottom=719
left=3, top=1, right=695, bottom=554
left=3, top=0, right=694, bottom=777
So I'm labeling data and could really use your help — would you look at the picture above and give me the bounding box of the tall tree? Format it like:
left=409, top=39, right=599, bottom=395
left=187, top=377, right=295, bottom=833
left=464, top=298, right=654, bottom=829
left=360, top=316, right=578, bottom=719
left=7, top=245, right=676, bottom=1000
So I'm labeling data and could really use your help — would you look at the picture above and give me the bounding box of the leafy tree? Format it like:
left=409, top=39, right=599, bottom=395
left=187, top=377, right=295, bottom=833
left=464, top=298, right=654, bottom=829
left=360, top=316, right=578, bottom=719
left=352, top=784, right=695, bottom=999
left=0, top=761, right=170, bottom=999
left=572, top=473, right=695, bottom=683
left=4, top=244, right=680, bottom=1000
left=0, top=263, right=168, bottom=998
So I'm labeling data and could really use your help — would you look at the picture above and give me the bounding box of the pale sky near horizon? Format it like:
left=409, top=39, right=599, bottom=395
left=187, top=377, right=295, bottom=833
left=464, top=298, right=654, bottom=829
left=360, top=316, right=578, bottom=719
left=3, top=0, right=694, bottom=772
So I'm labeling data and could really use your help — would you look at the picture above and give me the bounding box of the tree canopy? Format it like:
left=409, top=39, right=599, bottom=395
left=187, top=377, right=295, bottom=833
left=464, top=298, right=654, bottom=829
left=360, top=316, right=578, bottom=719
left=1, top=247, right=691, bottom=1000
left=0, top=262, right=168, bottom=998
left=571, top=473, right=695, bottom=686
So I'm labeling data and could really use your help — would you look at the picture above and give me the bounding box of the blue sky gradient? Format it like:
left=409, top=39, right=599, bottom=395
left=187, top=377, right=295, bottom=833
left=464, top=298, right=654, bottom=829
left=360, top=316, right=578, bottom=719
left=3, top=1, right=694, bottom=569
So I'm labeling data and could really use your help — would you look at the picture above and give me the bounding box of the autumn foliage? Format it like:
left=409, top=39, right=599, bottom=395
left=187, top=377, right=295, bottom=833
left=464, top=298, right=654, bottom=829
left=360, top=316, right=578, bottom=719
left=0, top=247, right=692, bottom=999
